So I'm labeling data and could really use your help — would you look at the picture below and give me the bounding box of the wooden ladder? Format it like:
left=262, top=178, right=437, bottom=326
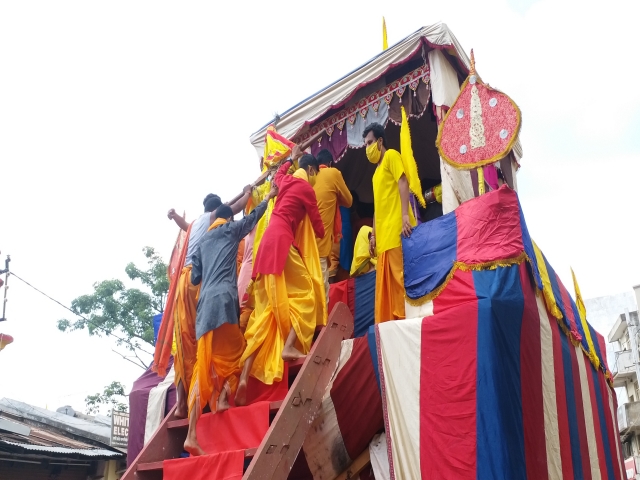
left=243, top=302, right=353, bottom=479
left=121, top=302, right=354, bottom=480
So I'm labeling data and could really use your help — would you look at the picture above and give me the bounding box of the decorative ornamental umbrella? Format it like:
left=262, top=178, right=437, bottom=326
left=0, top=333, right=13, bottom=351
left=436, top=50, right=521, bottom=192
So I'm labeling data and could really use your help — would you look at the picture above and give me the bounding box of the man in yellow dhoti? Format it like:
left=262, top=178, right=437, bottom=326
left=166, top=188, right=251, bottom=418
left=235, top=153, right=326, bottom=405
left=362, top=123, right=414, bottom=323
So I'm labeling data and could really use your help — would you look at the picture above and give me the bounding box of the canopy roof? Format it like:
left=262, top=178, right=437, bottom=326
left=249, top=23, right=470, bottom=156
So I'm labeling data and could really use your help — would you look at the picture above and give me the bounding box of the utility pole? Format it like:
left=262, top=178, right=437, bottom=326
left=0, top=254, right=10, bottom=322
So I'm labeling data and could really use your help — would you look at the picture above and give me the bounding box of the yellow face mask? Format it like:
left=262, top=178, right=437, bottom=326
left=366, top=141, right=381, bottom=164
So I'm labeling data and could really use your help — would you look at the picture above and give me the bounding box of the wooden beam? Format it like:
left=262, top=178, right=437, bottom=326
left=333, top=449, right=371, bottom=480
left=226, top=129, right=323, bottom=207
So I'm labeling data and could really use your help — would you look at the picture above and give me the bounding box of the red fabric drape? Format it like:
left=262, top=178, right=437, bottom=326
left=163, top=450, right=244, bottom=480
left=196, top=401, right=270, bottom=455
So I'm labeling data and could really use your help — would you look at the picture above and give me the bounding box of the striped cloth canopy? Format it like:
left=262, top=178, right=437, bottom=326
left=375, top=262, right=624, bottom=479
left=367, top=184, right=625, bottom=479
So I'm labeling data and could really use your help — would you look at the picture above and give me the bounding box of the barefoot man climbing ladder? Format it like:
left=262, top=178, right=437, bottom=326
left=162, top=189, right=252, bottom=418
left=235, top=150, right=326, bottom=406
left=183, top=190, right=274, bottom=456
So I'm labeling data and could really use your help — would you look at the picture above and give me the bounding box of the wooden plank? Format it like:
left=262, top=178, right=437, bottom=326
left=333, top=449, right=371, bottom=480
left=243, top=302, right=354, bottom=480
left=136, top=446, right=260, bottom=474
left=136, top=461, right=164, bottom=472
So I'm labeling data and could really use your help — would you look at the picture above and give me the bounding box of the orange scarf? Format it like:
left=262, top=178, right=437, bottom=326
left=319, top=165, right=342, bottom=243
left=208, top=217, right=227, bottom=231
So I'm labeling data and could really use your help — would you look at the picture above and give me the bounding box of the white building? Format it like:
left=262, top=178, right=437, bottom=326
left=606, top=286, right=640, bottom=478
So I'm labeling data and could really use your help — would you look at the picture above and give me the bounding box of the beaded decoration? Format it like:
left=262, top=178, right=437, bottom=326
left=436, top=50, right=521, bottom=170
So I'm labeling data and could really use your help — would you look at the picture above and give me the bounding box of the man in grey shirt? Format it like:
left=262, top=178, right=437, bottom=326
left=165, top=188, right=251, bottom=419
left=183, top=185, right=276, bottom=457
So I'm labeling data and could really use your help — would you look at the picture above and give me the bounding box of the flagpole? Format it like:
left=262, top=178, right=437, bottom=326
left=383, top=17, right=388, bottom=50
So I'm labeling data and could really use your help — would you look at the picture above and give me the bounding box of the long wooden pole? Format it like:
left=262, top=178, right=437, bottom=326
left=225, top=131, right=323, bottom=206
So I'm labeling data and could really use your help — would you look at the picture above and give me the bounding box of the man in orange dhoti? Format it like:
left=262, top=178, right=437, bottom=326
left=166, top=188, right=251, bottom=418
left=183, top=192, right=273, bottom=456
left=313, top=149, right=352, bottom=306
left=235, top=153, right=326, bottom=405
left=362, top=123, right=414, bottom=323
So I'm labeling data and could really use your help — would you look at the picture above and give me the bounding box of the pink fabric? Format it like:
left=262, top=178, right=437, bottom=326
left=483, top=164, right=499, bottom=191
left=455, top=185, right=524, bottom=265
left=237, top=228, right=256, bottom=308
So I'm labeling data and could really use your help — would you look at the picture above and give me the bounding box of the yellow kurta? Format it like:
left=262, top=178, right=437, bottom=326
left=187, top=323, right=246, bottom=416
left=372, top=149, right=416, bottom=254
left=241, top=215, right=326, bottom=385
left=372, top=149, right=414, bottom=323
left=173, top=265, right=199, bottom=391
left=313, top=167, right=352, bottom=258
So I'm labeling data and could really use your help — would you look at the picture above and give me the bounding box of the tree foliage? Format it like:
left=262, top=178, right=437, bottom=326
left=57, top=247, right=168, bottom=369
left=85, top=381, right=128, bottom=415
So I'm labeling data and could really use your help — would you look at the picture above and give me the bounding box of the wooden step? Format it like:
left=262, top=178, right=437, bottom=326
left=137, top=448, right=259, bottom=472
left=165, top=401, right=283, bottom=430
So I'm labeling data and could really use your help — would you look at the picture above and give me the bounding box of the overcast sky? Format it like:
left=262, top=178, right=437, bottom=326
left=1, top=0, right=638, bottom=413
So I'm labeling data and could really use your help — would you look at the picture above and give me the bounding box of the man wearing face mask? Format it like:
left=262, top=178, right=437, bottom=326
left=362, top=122, right=414, bottom=324
left=236, top=148, right=326, bottom=405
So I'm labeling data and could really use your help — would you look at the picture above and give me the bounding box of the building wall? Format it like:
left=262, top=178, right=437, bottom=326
left=627, top=379, right=640, bottom=403
left=0, top=461, right=90, bottom=480
left=586, top=291, right=636, bottom=366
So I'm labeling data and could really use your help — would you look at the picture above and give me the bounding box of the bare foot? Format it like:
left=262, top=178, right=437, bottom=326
left=235, top=378, right=248, bottom=407
left=217, top=395, right=230, bottom=413
left=184, top=437, right=206, bottom=457
left=282, top=346, right=306, bottom=362
left=216, top=383, right=231, bottom=413
left=174, top=405, right=187, bottom=419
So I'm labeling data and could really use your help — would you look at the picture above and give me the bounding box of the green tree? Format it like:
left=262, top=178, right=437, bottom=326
left=85, top=381, right=128, bottom=415
left=57, top=247, right=168, bottom=369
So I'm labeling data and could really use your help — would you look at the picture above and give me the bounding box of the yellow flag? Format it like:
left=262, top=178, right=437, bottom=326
left=572, top=268, right=600, bottom=369
left=532, top=240, right=562, bottom=320
left=383, top=17, right=388, bottom=50
left=400, top=106, right=426, bottom=207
